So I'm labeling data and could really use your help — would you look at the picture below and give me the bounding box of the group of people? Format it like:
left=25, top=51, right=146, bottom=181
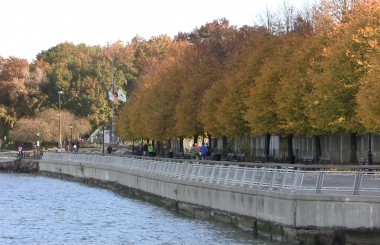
left=189, top=143, right=211, bottom=160
left=64, top=138, right=82, bottom=152
left=135, top=143, right=155, bottom=156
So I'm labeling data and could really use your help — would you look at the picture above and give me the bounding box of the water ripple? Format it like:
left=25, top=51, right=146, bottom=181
left=0, top=173, right=282, bottom=245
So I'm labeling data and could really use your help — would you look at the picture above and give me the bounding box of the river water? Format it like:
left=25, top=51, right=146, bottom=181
left=0, top=173, right=285, bottom=245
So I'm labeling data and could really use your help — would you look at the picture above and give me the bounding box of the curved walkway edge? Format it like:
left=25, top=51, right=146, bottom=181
left=39, top=153, right=380, bottom=245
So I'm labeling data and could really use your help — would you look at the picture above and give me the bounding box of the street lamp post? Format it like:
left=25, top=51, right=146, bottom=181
left=109, top=41, right=122, bottom=146
left=58, top=91, right=63, bottom=149
left=70, top=125, right=73, bottom=152
left=111, top=57, right=115, bottom=145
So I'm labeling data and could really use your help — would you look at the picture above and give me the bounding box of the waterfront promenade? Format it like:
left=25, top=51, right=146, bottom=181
left=38, top=152, right=380, bottom=245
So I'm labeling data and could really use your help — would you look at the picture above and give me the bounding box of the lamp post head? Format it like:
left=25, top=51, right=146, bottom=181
left=70, top=125, right=73, bottom=129
left=58, top=91, right=63, bottom=94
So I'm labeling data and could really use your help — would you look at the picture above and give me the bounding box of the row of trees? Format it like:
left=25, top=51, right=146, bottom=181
left=1, top=0, right=379, bottom=160
left=116, top=0, right=380, bottom=162
left=0, top=35, right=177, bottom=144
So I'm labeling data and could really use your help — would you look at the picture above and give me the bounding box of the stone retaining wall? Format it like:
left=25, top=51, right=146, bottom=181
left=0, top=159, right=39, bottom=172
left=39, top=154, right=380, bottom=245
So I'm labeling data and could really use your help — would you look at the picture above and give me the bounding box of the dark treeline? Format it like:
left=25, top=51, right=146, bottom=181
left=1, top=0, right=379, bottom=154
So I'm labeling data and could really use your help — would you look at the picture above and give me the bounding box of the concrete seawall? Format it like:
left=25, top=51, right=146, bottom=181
left=0, top=159, right=39, bottom=172
left=39, top=153, right=380, bottom=245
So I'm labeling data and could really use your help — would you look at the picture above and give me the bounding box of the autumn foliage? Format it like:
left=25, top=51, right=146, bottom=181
left=1, top=0, right=380, bottom=145
left=9, top=109, right=91, bottom=144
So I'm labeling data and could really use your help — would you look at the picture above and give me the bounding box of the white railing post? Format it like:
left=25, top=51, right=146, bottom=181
left=291, top=169, right=301, bottom=193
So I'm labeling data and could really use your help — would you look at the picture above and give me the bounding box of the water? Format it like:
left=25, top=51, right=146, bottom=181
left=0, top=173, right=283, bottom=245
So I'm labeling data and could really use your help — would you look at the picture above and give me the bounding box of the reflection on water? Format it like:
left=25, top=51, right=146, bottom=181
left=0, top=173, right=284, bottom=244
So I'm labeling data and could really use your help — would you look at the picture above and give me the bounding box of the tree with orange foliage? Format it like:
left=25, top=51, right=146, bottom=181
left=0, top=57, right=48, bottom=139
left=9, top=108, right=91, bottom=145
left=175, top=19, right=239, bottom=141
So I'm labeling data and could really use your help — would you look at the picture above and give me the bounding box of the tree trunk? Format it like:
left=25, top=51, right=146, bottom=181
left=156, top=141, right=160, bottom=156
left=265, top=133, right=271, bottom=162
left=193, top=135, right=198, bottom=144
left=222, top=135, right=227, bottom=155
left=368, top=133, right=373, bottom=165
left=179, top=137, right=184, bottom=153
left=314, top=135, right=321, bottom=163
left=287, top=134, right=295, bottom=164
left=156, top=141, right=164, bottom=157
left=350, top=133, right=357, bottom=164
left=166, top=139, right=171, bottom=152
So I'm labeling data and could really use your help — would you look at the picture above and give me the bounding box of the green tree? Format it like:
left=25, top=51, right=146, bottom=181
left=37, top=42, right=121, bottom=128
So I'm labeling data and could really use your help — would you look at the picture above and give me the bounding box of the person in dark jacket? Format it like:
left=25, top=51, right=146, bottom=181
left=107, top=145, right=112, bottom=154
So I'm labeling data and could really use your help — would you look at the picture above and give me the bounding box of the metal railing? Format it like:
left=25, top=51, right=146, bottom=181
left=0, top=151, right=19, bottom=160
left=0, top=150, right=43, bottom=160
left=42, top=152, right=380, bottom=196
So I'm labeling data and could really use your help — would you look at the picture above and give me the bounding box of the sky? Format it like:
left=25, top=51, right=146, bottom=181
left=1, top=0, right=313, bottom=62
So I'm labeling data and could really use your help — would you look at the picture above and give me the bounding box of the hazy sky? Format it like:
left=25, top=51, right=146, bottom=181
left=1, top=0, right=312, bottom=61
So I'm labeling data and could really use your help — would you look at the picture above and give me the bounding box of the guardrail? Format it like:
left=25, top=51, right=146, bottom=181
left=42, top=152, right=380, bottom=196
left=0, top=151, right=43, bottom=160
left=0, top=151, right=19, bottom=160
